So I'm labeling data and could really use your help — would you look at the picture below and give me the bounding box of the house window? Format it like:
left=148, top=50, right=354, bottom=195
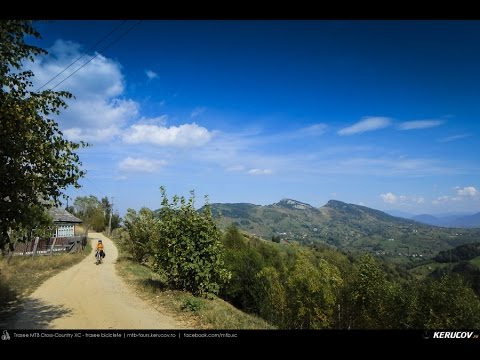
left=56, top=225, right=74, bottom=237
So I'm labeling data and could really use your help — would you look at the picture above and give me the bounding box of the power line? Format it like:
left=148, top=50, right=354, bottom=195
left=50, top=20, right=142, bottom=91
left=83, top=175, right=108, bottom=197
left=35, top=20, right=128, bottom=92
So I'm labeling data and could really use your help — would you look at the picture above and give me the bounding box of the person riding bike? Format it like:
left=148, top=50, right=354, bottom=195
left=95, top=239, right=105, bottom=259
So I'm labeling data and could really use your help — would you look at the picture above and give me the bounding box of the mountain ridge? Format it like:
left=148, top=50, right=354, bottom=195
left=412, top=212, right=480, bottom=228
left=205, top=198, right=480, bottom=261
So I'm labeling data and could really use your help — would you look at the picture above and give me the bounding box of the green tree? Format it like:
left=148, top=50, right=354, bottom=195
left=220, top=225, right=265, bottom=312
left=345, top=254, right=393, bottom=329
left=7, top=203, right=54, bottom=259
left=223, top=225, right=247, bottom=251
left=256, top=266, right=287, bottom=326
left=100, top=196, right=121, bottom=232
left=0, top=20, right=85, bottom=251
left=123, top=207, right=158, bottom=263
left=221, top=246, right=265, bottom=312
left=415, top=273, right=480, bottom=329
left=73, top=196, right=104, bottom=232
left=286, top=253, right=342, bottom=329
left=152, top=187, right=231, bottom=296
left=110, top=211, right=122, bottom=231
left=271, top=235, right=281, bottom=243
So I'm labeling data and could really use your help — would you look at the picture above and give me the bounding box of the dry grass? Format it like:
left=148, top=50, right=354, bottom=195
left=0, top=242, right=92, bottom=321
left=116, top=256, right=274, bottom=329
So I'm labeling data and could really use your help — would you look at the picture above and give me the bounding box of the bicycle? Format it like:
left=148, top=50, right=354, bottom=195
left=95, top=250, right=102, bottom=265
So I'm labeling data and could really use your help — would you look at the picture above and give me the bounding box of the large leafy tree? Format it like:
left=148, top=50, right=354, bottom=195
left=285, top=253, right=342, bottom=329
left=73, top=196, right=104, bottom=232
left=0, top=20, right=85, bottom=251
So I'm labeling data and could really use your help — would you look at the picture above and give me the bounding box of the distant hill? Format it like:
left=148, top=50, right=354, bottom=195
left=412, top=214, right=444, bottom=227
left=205, top=198, right=480, bottom=260
left=412, top=212, right=480, bottom=228
left=451, top=212, right=480, bottom=228
left=385, top=210, right=416, bottom=219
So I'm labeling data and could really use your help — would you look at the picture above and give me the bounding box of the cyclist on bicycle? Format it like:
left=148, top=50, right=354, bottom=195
left=95, top=239, right=105, bottom=259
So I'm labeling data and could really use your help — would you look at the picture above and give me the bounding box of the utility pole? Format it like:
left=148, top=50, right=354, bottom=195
left=108, top=196, right=114, bottom=236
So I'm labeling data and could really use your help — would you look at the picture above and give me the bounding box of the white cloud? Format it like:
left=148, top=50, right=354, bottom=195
left=432, top=196, right=450, bottom=205
left=60, top=99, right=138, bottom=142
left=29, top=40, right=137, bottom=142
left=398, top=120, right=444, bottom=130
left=438, top=134, right=472, bottom=143
left=119, top=157, right=166, bottom=173
left=123, top=123, right=213, bottom=147
left=431, top=186, right=478, bottom=205
left=432, top=195, right=462, bottom=205
left=380, top=192, right=425, bottom=205
left=380, top=192, right=398, bottom=204
left=30, top=42, right=216, bottom=147
left=298, top=123, right=328, bottom=136
left=455, top=186, right=478, bottom=197
left=191, top=107, right=206, bottom=119
left=145, top=70, right=158, bottom=80
left=338, top=117, right=391, bottom=136
left=248, top=168, right=273, bottom=175
left=136, top=115, right=168, bottom=126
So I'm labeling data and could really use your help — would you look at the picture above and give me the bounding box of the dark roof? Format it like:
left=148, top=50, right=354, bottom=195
left=48, top=208, right=82, bottom=224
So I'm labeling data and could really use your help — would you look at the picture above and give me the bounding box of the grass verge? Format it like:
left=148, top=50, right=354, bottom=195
left=0, top=242, right=92, bottom=322
left=115, top=256, right=274, bottom=329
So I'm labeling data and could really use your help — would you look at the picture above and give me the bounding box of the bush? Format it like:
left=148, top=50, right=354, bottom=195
left=182, top=296, right=205, bottom=312
left=123, top=208, right=158, bottom=263
left=152, top=187, right=231, bottom=297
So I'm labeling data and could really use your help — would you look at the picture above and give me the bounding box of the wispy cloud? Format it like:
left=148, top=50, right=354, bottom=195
left=248, top=168, right=273, bottom=175
left=191, top=107, right=206, bottom=119
left=380, top=192, right=398, bottom=204
left=145, top=70, right=158, bottom=80
left=398, top=120, right=444, bottom=130
left=134, top=115, right=168, bottom=126
left=431, top=186, right=478, bottom=205
left=193, top=126, right=463, bottom=180
left=329, top=157, right=455, bottom=176
left=119, top=157, right=166, bottom=173
left=455, top=186, right=478, bottom=197
left=438, top=133, right=472, bottom=143
left=432, top=195, right=462, bottom=205
left=298, top=123, right=328, bottom=136
left=380, top=192, right=425, bottom=205
left=338, top=117, right=391, bottom=136
left=123, top=123, right=213, bottom=147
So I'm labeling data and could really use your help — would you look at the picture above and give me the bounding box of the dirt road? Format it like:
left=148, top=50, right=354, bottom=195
left=8, top=232, right=182, bottom=329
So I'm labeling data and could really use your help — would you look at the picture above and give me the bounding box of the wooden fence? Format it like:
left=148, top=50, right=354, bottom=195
left=11, top=235, right=88, bottom=257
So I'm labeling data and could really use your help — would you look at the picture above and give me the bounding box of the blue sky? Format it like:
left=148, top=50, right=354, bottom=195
left=28, top=20, right=480, bottom=215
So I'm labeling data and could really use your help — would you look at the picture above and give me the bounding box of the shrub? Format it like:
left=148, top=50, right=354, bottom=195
left=182, top=296, right=205, bottom=312
left=152, top=187, right=231, bottom=297
left=123, top=208, right=158, bottom=263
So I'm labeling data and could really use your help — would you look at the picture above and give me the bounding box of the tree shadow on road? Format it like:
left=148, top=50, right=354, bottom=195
left=0, top=298, right=72, bottom=329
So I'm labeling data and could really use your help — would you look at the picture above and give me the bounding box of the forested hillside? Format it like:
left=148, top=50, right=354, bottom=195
left=207, top=199, right=480, bottom=263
